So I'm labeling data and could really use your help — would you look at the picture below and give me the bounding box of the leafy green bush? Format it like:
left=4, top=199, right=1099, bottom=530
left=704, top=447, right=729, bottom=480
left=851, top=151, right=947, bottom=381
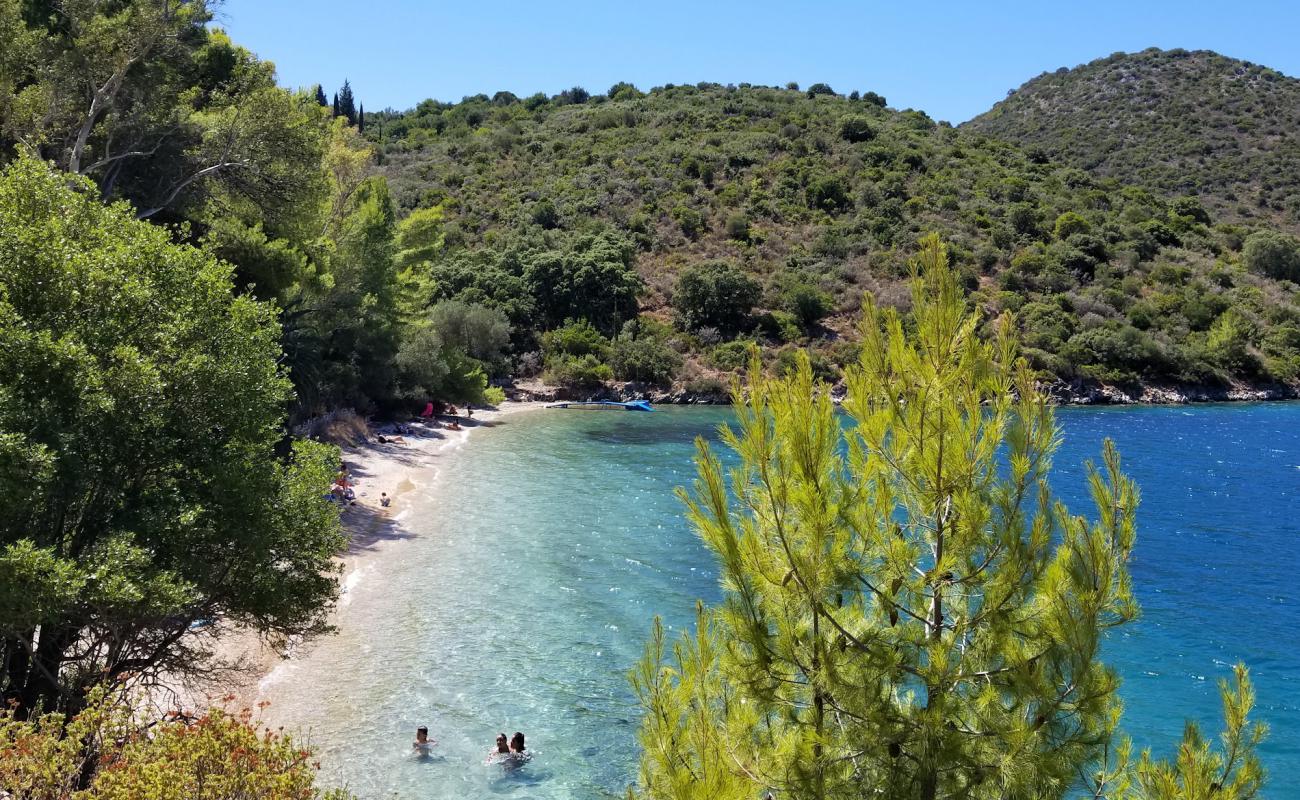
left=542, top=319, right=610, bottom=360
left=756, top=310, right=802, bottom=343
left=672, top=261, right=761, bottom=334
left=707, top=339, right=757, bottom=372
left=1053, top=211, right=1091, bottom=239
left=838, top=115, right=876, bottom=143
left=724, top=212, right=751, bottom=241
left=609, top=333, right=682, bottom=384
left=1242, top=230, right=1300, bottom=281
left=779, top=281, right=834, bottom=329
left=427, top=300, right=512, bottom=368
left=531, top=199, right=561, bottom=228
left=546, top=353, right=613, bottom=388
left=807, top=174, right=851, bottom=212
left=672, top=204, right=706, bottom=239
left=683, top=375, right=728, bottom=396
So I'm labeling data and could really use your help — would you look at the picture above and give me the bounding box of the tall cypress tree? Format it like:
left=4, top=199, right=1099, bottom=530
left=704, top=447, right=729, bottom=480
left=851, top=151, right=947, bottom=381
left=338, top=80, right=357, bottom=125
left=358, top=102, right=365, bottom=132
left=332, top=92, right=339, bottom=117
left=631, top=235, right=1266, bottom=799
left=314, top=84, right=328, bottom=107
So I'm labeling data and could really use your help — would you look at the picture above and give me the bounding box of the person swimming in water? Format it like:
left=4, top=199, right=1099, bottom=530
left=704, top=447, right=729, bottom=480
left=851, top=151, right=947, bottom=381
left=413, top=726, right=436, bottom=751
left=509, top=732, right=525, bottom=754
left=484, top=732, right=511, bottom=764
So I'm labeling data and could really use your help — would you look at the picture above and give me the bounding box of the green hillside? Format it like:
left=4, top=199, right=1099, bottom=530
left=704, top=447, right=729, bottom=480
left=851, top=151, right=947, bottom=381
left=368, top=81, right=1300, bottom=391
left=966, top=48, right=1300, bottom=231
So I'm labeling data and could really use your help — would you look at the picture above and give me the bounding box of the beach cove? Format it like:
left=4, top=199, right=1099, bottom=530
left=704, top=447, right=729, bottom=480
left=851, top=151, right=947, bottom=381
left=229, top=403, right=1300, bottom=799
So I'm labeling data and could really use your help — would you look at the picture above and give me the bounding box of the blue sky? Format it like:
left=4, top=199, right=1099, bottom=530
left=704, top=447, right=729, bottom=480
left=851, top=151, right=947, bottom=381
left=216, top=1, right=1300, bottom=123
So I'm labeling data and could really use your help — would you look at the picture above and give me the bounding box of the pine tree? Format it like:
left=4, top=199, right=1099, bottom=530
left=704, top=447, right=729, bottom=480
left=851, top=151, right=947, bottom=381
left=338, top=79, right=357, bottom=125
left=314, top=83, right=328, bottom=107
left=358, top=102, right=365, bottom=132
left=632, top=236, right=1265, bottom=799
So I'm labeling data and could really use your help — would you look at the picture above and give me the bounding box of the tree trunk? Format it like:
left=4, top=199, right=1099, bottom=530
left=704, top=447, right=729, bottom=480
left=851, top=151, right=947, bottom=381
left=2, top=632, right=31, bottom=708
left=16, top=625, right=74, bottom=717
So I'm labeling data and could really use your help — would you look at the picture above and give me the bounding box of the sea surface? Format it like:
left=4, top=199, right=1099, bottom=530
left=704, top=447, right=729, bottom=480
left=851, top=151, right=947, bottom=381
left=262, top=403, right=1300, bottom=799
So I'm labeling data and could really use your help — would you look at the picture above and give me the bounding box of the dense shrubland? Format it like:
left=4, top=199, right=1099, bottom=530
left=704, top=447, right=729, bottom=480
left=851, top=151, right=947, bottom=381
left=367, top=76, right=1300, bottom=391
left=968, top=48, right=1300, bottom=233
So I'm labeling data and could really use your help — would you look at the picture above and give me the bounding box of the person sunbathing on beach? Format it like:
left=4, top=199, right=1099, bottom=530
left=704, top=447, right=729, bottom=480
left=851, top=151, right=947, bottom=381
left=447, top=419, right=461, bottom=431
left=376, top=433, right=407, bottom=444
left=413, top=726, right=436, bottom=751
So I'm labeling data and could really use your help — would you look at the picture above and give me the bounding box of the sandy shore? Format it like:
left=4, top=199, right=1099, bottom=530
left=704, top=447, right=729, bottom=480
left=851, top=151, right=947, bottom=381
left=158, top=401, right=546, bottom=714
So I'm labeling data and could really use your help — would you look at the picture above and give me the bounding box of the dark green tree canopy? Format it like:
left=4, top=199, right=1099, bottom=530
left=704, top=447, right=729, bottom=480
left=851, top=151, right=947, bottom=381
left=672, top=261, right=761, bottom=335
left=0, top=157, right=345, bottom=714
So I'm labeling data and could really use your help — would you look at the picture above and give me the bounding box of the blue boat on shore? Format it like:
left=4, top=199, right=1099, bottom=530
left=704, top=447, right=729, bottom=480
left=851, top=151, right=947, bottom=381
left=546, top=399, right=654, bottom=412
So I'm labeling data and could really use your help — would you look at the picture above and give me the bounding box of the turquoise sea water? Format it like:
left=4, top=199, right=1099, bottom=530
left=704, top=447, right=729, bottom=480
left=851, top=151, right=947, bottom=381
left=263, top=403, right=1300, bottom=799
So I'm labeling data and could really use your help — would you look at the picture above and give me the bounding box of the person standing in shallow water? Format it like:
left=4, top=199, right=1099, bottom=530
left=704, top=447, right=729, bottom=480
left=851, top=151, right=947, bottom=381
left=509, top=731, right=525, bottom=754
left=413, top=726, right=436, bottom=751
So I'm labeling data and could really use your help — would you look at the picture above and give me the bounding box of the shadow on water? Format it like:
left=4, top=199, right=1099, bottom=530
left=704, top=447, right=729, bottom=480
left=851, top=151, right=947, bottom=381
left=340, top=501, right=416, bottom=554
left=579, top=420, right=726, bottom=446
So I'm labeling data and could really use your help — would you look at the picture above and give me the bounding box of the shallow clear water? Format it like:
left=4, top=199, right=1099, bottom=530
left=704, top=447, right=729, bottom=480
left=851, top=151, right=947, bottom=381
left=262, top=403, right=1300, bottom=799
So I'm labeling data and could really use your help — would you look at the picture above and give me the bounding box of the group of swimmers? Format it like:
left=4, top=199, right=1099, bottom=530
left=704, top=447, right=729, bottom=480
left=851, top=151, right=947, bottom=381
left=412, top=727, right=530, bottom=767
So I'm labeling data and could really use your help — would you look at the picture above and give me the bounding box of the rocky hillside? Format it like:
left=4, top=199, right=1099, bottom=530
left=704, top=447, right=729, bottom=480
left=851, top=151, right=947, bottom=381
left=966, top=48, right=1300, bottom=231
left=365, top=79, right=1300, bottom=394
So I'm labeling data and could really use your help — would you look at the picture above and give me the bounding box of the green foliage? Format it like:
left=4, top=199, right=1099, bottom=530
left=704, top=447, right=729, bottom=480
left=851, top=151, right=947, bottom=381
left=396, top=205, right=447, bottom=271
left=633, top=236, right=1143, bottom=798
left=545, top=354, right=613, bottom=388
left=373, top=78, right=1300, bottom=389
left=531, top=199, right=561, bottom=229
left=672, top=204, right=706, bottom=239
left=1242, top=230, right=1300, bottom=282
left=524, top=231, right=643, bottom=332
left=723, top=212, right=751, bottom=241
left=542, top=319, right=612, bottom=360
left=1054, top=210, right=1091, bottom=239
left=968, top=48, right=1300, bottom=232
left=0, top=157, right=345, bottom=714
left=0, top=686, right=353, bottom=799
left=705, top=339, right=758, bottom=373
left=672, top=261, right=761, bottom=335
left=1086, top=664, right=1268, bottom=800
left=776, top=278, right=834, bottom=329
left=807, top=173, right=851, bottom=212
left=609, top=330, right=683, bottom=384
left=755, top=309, right=802, bottom=342
left=427, top=300, right=512, bottom=369
left=838, top=114, right=876, bottom=143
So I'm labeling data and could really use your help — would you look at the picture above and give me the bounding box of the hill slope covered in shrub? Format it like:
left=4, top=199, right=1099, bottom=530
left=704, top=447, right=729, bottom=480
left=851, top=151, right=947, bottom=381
left=367, top=78, right=1300, bottom=391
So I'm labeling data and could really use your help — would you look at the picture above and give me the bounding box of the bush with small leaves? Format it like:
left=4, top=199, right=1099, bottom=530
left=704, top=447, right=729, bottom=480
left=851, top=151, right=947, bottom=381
left=724, top=212, right=751, bottom=241
left=1242, top=230, right=1300, bottom=282
left=838, top=115, right=876, bottom=143
left=609, top=333, right=682, bottom=384
left=672, top=204, right=706, bottom=239
left=672, top=261, right=761, bottom=335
